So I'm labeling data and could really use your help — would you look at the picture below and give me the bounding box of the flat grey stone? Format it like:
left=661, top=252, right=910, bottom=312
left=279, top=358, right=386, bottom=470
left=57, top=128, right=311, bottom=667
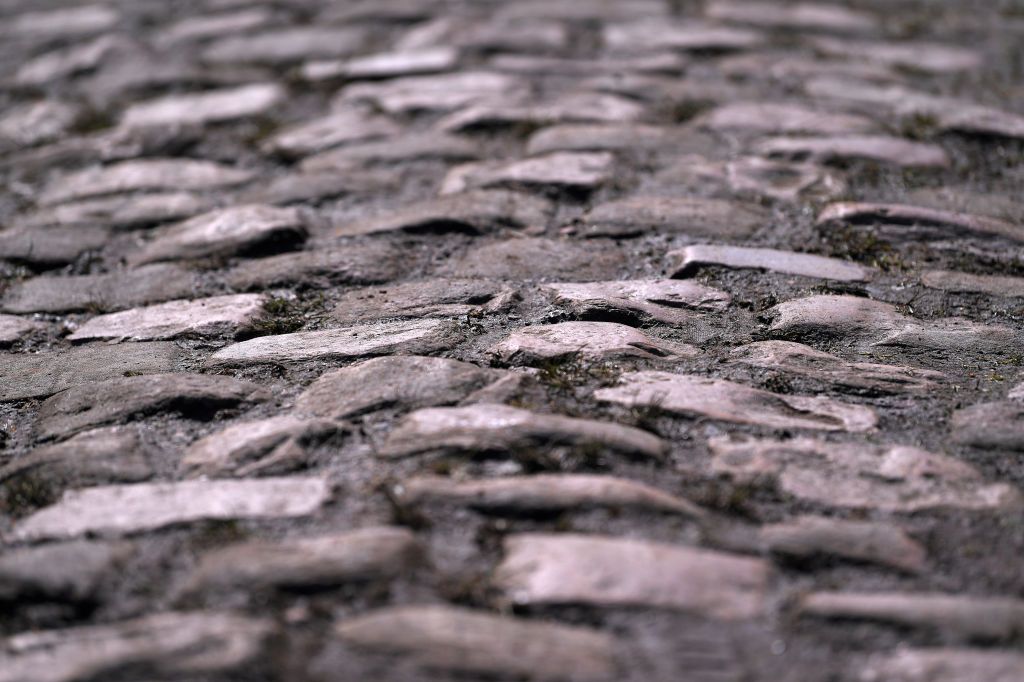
left=206, top=319, right=458, bottom=367
left=670, top=244, right=871, bottom=281
left=0, top=426, right=153, bottom=492
left=922, top=271, right=1024, bottom=297
left=202, top=27, right=367, bottom=64
left=698, top=102, right=877, bottom=135
left=9, top=477, right=330, bottom=542
left=705, top=1, right=877, bottom=31
left=860, top=649, right=1024, bottom=682
left=952, top=401, right=1024, bottom=451
left=731, top=341, right=945, bottom=395
left=2, top=5, right=119, bottom=39
left=35, top=373, right=268, bottom=441
left=0, top=226, right=110, bottom=266
left=183, top=526, right=416, bottom=593
left=527, top=124, right=676, bottom=155
left=120, top=83, right=285, bottom=129
left=395, top=474, right=704, bottom=517
left=40, top=159, right=254, bottom=205
left=378, top=403, right=667, bottom=460
left=180, top=416, right=339, bottom=478
left=810, top=37, right=983, bottom=74
left=336, top=605, right=616, bottom=681
left=0, top=342, right=178, bottom=402
left=655, top=155, right=847, bottom=203
left=445, top=237, right=625, bottom=281
left=303, top=47, right=458, bottom=81
left=0, top=100, right=80, bottom=150
left=495, top=533, right=770, bottom=619
left=581, top=197, right=767, bottom=239
left=0, top=314, right=42, bottom=346
left=492, top=53, right=687, bottom=76
left=239, top=171, right=396, bottom=206
left=0, top=540, right=130, bottom=603
left=15, top=35, right=133, bottom=85
left=816, top=201, right=1024, bottom=243
left=597, top=372, right=877, bottom=432
left=756, top=135, right=950, bottom=168
left=301, top=132, right=479, bottom=171
left=155, top=9, right=271, bottom=46
left=761, top=516, right=927, bottom=573
left=798, top=592, right=1024, bottom=639
left=264, top=110, right=400, bottom=158
left=0, top=612, right=274, bottom=682
left=543, top=279, right=730, bottom=325
left=604, top=20, right=764, bottom=52
left=131, top=205, right=306, bottom=265
left=2, top=264, right=202, bottom=314
left=16, top=192, right=214, bottom=231
left=719, top=52, right=898, bottom=82
left=338, top=71, right=523, bottom=114
left=334, top=278, right=515, bottom=323
left=295, top=356, right=504, bottom=419
left=436, top=93, right=645, bottom=132
left=710, top=436, right=1022, bottom=512
left=441, top=152, right=615, bottom=194
left=224, top=242, right=403, bottom=290
left=497, top=0, right=667, bottom=20
left=490, top=322, right=697, bottom=365
left=69, top=293, right=264, bottom=342
left=335, top=190, right=553, bottom=237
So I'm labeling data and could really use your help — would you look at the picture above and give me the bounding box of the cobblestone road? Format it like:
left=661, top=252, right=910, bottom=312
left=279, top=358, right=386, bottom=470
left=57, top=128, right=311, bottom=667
left=2, top=1, right=1024, bottom=680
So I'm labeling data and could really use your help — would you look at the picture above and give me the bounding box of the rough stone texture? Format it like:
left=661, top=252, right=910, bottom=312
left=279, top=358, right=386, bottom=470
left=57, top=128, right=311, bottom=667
left=581, top=197, right=767, bottom=239
left=817, top=201, right=1024, bottom=243
left=697, top=102, right=878, bottom=135
left=333, top=278, right=515, bottom=323
left=445, top=237, right=625, bottom=281
left=68, top=294, right=265, bottom=342
left=670, top=245, right=871, bottom=282
left=542, top=279, right=730, bottom=325
left=860, top=649, right=1024, bottom=682
left=921, top=270, right=1024, bottom=297
left=224, top=242, right=403, bottom=290
left=755, top=135, right=950, bottom=168
left=121, top=83, right=286, bottom=128
left=951, top=401, right=1024, bottom=451
left=0, top=540, right=131, bottom=603
left=760, top=516, right=927, bottom=573
left=0, top=314, right=42, bottom=346
left=489, top=322, right=697, bottom=365
left=440, top=152, right=615, bottom=194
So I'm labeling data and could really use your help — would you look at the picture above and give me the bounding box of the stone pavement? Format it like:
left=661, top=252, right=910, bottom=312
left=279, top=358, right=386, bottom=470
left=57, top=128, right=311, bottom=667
left=1, top=0, right=1024, bottom=680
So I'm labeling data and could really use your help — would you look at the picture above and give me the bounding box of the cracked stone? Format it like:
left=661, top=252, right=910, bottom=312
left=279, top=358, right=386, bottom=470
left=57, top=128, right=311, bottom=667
left=697, top=102, right=877, bottom=135
left=597, top=372, right=877, bottom=432
left=543, top=279, right=730, bottom=325
left=860, top=648, right=1024, bottom=682
left=490, top=321, right=697, bottom=365
left=0, top=612, right=274, bottom=682
left=206, top=319, right=459, bottom=367
left=180, top=416, right=340, bottom=478
left=710, top=436, right=1022, bottom=512
left=395, top=474, right=704, bottom=517
left=10, top=477, right=330, bottom=542
left=580, top=197, right=767, bottom=239
left=295, top=356, right=506, bottom=419
left=131, top=204, right=306, bottom=265
left=816, top=201, right=1024, bottom=243
left=921, top=271, right=1024, bottom=297
left=0, top=342, right=178, bottom=402
left=336, top=605, right=617, bottom=681
left=441, top=152, right=615, bottom=194
left=494, top=533, right=770, bottom=619
left=377, top=403, right=667, bottom=460
left=0, top=540, right=131, bottom=604
left=35, top=373, right=268, bottom=441
left=756, top=135, right=950, bottom=168
left=333, top=278, right=516, bottom=323
left=670, top=244, right=871, bottom=281
left=69, top=293, right=265, bottom=342
left=0, top=225, right=110, bottom=266
left=120, top=82, right=285, bottom=128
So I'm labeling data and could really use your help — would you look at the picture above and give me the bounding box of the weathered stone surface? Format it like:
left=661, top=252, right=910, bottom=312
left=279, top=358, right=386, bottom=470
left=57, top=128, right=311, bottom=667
left=580, top=197, right=767, bottom=239
left=225, top=242, right=402, bottom=290
left=0, top=343, right=178, bottom=402
left=240, top=170, right=395, bottom=206
left=0, top=612, right=274, bottom=682
left=303, top=47, right=458, bottom=81
left=493, top=53, right=687, bottom=76
left=497, top=0, right=667, bottom=20
left=797, top=592, right=1024, bottom=639
left=0, top=426, right=153, bottom=491
left=810, top=37, right=983, bottom=74
left=131, top=205, right=306, bottom=265
left=719, top=52, right=898, bottom=82
left=527, top=124, right=675, bottom=155
left=15, top=35, right=133, bottom=85
left=206, top=319, right=458, bottom=367
left=69, top=294, right=264, bottom=342
left=302, top=132, right=479, bottom=171
left=9, top=477, right=329, bottom=542
left=120, top=83, right=285, bottom=128
left=710, top=437, right=1022, bottom=512
left=35, top=373, right=268, bottom=441
left=436, top=93, right=645, bottom=132
left=731, top=341, right=944, bottom=395
left=180, top=416, right=339, bottom=478
left=156, top=8, right=271, bottom=45
left=395, top=474, right=704, bottom=517
left=670, top=245, right=871, bottom=281
left=543, top=279, right=730, bottom=325
left=264, top=110, right=400, bottom=158
left=295, top=356, right=504, bottom=419
left=16, top=192, right=214, bottom=231
left=604, top=21, right=764, bottom=52
left=495, top=533, right=769, bottom=618
left=441, top=152, right=615, bottom=194
left=816, top=202, right=1024, bottom=243
left=705, top=1, right=877, bottom=31
left=2, top=5, right=120, bottom=40
left=378, top=404, right=667, bottom=460
left=0, top=314, right=42, bottom=346
left=335, top=190, right=553, bottom=237
left=0, top=226, right=110, bottom=266
left=952, top=401, right=1024, bottom=451
left=2, top=264, right=202, bottom=314
left=597, top=372, right=876, bottom=432
left=756, top=135, right=950, bottom=168
left=446, top=237, right=625, bottom=281
left=336, top=605, right=617, bottom=681
left=490, top=322, right=697, bottom=365
left=860, top=648, right=1024, bottom=682
left=40, top=159, right=254, bottom=205
left=921, top=270, right=1024, bottom=297
left=338, top=71, right=522, bottom=114
left=334, top=278, right=515, bottom=323
left=202, top=27, right=367, bottom=64
left=184, top=526, right=416, bottom=592
left=0, top=540, right=130, bottom=603
left=0, top=100, right=80, bottom=149
left=761, top=516, right=927, bottom=573
left=657, top=155, right=847, bottom=202
left=698, top=102, right=876, bottom=135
